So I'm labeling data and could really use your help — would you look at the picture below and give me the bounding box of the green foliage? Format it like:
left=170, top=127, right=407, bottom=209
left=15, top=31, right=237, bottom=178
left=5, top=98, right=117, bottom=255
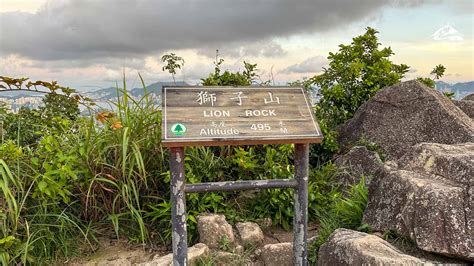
left=0, top=81, right=84, bottom=147
left=416, top=77, right=436, bottom=88
left=81, top=76, right=166, bottom=243
left=308, top=27, right=409, bottom=164
left=0, top=28, right=445, bottom=263
left=416, top=64, right=452, bottom=97
left=201, top=50, right=258, bottom=86
left=308, top=176, right=369, bottom=264
left=355, top=137, right=386, bottom=162
left=32, top=134, right=82, bottom=204
left=161, top=53, right=185, bottom=84
left=42, top=93, right=80, bottom=120
left=314, top=27, right=409, bottom=127
left=0, top=155, right=93, bottom=264
left=431, top=64, right=446, bottom=80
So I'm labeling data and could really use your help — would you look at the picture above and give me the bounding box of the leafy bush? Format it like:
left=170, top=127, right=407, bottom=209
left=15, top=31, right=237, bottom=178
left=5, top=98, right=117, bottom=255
left=201, top=51, right=259, bottom=86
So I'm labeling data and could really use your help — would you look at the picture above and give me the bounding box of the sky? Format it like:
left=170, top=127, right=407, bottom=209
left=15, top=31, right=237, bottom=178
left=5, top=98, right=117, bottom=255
left=0, top=0, right=473, bottom=91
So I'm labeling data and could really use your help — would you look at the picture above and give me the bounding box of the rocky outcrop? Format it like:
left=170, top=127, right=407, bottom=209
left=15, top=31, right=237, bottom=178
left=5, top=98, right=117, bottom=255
left=317, top=229, right=430, bottom=265
left=463, top=94, right=474, bottom=101
left=236, top=222, right=265, bottom=247
left=139, top=243, right=209, bottom=266
left=197, top=214, right=235, bottom=249
left=334, top=146, right=383, bottom=189
left=339, top=80, right=474, bottom=159
left=454, top=99, right=474, bottom=118
left=363, top=142, right=473, bottom=260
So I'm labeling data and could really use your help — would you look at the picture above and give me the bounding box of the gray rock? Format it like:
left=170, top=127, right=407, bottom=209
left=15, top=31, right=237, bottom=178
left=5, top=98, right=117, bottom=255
left=363, top=143, right=473, bottom=260
left=397, top=142, right=473, bottom=186
left=197, top=214, right=235, bottom=249
left=334, top=146, right=383, bottom=189
left=139, top=243, right=209, bottom=266
left=454, top=100, right=474, bottom=118
left=260, top=242, right=293, bottom=266
left=236, top=222, right=265, bottom=247
left=317, top=228, right=428, bottom=265
left=339, top=80, right=474, bottom=159
left=462, top=93, right=474, bottom=101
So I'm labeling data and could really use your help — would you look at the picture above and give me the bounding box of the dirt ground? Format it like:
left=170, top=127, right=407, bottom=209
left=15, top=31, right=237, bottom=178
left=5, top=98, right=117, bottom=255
left=62, top=222, right=319, bottom=265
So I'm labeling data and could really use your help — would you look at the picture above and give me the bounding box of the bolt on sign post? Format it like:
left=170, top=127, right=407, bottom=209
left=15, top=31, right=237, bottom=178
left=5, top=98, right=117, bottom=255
left=162, top=86, right=323, bottom=265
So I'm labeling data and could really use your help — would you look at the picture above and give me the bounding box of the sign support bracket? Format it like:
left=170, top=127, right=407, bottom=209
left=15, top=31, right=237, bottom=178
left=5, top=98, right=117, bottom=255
left=169, top=144, right=309, bottom=266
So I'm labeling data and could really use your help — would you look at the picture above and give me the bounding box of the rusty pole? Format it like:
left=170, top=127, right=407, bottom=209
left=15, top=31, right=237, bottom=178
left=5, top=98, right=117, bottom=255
left=169, top=147, right=187, bottom=265
left=293, top=143, right=309, bottom=265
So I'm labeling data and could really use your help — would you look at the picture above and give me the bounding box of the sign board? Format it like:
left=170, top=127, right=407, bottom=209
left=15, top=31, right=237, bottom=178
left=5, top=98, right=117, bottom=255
left=162, top=86, right=323, bottom=147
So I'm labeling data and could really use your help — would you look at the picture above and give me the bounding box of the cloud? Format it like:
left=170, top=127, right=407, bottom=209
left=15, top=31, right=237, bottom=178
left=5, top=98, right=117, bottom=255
left=432, top=23, right=464, bottom=41
left=197, top=40, right=287, bottom=59
left=281, top=56, right=327, bottom=74
left=0, top=0, right=424, bottom=63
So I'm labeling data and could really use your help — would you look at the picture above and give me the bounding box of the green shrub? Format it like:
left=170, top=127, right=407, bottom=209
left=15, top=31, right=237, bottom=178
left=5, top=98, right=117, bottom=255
left=201, top=51, right=258, bottom=86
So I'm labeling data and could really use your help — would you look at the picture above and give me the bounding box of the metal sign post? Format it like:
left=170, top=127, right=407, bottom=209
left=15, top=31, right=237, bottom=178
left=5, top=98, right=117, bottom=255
left=163, top=86, right=322, bottom=265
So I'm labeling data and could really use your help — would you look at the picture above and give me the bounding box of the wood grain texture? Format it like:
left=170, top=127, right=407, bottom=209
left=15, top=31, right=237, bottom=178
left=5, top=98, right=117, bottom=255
left=162, top=86, right=323, bottom=147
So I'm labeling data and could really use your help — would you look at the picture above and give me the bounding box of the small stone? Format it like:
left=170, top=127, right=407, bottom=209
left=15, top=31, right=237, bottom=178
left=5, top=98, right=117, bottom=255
left=236, top=222, right=265, bottom=247
left=234, top=245, right=244, bottom=254
left=260, top=243, right=293, bottom=266
left=253, top=248, right=261, bottom=257
left=197, top=214, right=235, bottom=249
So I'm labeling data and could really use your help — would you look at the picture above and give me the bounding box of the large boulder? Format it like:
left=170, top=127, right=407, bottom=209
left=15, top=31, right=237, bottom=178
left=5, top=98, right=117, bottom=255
left=197, top=214, right=235, bottom=249
left=317, top=229, right=430, bottom=265
left=363, top=143, right=473, bottom=260
left=454, top=99, right=474, bottom=119
left=334, top=146, right=383, bottom=189
left=339, top=80, right=474, bottom=159
left=463, top=94, right=474, bottom=101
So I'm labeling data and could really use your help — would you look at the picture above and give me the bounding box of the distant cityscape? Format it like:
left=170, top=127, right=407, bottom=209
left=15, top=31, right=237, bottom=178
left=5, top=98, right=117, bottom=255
left=0, top=95, right=43, bottom=113
left=1, top=81, right=473, bottom=114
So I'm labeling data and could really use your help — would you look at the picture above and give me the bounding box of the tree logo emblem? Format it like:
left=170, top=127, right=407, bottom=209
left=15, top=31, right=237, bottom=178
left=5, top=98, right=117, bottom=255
left=171, top=123, right=186, bottom=136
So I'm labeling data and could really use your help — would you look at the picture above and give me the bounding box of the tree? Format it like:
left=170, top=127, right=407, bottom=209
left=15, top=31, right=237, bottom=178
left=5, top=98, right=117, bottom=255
left=313, top=27, right=409, bottom=127
left=161, top=53, right=185, bottom=84
left=41, top=93, right=80, bottom=121
left=308, top=27, right=409, bottom=163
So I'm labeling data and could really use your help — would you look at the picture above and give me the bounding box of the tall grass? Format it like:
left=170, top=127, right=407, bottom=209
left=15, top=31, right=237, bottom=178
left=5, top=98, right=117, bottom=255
left=1, top=158, right=94, bottom=264
left=309, top=176, right=369, bottom=264
left=80, top=74, right=166, bottom=244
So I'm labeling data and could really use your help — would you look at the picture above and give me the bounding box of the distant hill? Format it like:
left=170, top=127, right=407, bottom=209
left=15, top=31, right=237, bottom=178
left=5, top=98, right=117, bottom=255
left=436, top=81, right=474, bottom=100
left=0, top=91, right=44, bottom=99
left=84, top=81, right=189, bottom=101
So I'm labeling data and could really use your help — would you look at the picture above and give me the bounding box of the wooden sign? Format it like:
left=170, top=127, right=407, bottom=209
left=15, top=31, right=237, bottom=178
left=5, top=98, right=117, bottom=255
left=162, top=86, right=323, bottom=147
